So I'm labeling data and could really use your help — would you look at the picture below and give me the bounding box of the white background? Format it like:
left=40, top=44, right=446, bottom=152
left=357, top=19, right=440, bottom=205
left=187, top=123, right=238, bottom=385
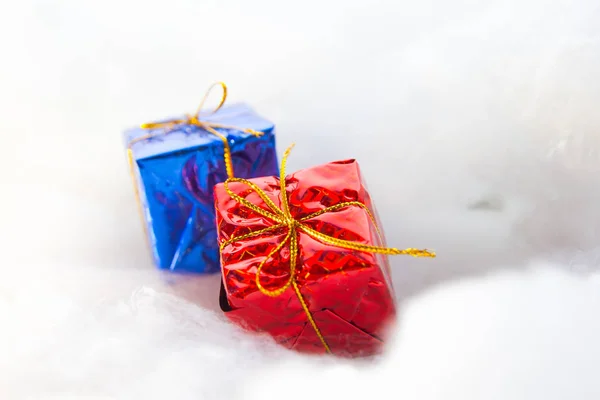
left=1, top=0, right=600, bottom=399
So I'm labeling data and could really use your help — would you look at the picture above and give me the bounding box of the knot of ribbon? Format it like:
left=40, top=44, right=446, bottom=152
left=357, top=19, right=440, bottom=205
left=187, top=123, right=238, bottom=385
left=126, top=82, right=263, bottom=248
left=220, top=144, right=436, bottom=354
left=128, top=81, right=263, bottom=180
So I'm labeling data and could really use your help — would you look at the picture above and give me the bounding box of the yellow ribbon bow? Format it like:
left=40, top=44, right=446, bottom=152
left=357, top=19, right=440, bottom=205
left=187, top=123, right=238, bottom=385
left=220, top=144, right=436, bottom=354
left=126, top=81, right=264, bottom=250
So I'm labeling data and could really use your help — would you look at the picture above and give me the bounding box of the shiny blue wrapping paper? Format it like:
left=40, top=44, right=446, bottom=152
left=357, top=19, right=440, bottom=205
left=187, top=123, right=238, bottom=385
left=124, top=103, right=278, bottom=273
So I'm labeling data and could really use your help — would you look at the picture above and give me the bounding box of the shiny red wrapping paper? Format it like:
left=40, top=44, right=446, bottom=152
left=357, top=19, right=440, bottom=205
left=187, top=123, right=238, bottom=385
left=214, top=159, right=397, bottom=357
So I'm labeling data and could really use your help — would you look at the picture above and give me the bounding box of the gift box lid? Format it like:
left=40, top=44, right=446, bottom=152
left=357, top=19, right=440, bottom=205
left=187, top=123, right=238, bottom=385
left=124, top=103, right=274, bottom=161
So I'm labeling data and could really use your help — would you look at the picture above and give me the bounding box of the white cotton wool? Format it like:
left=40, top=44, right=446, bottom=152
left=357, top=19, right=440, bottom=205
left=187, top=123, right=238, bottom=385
left=0, top=0, right=600, bottom=399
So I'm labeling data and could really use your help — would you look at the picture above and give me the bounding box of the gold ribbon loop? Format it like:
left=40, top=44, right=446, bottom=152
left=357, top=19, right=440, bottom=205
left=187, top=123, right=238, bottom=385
left=195, top=81, right=228, bottom=117
left=221, top=144, right=436, bottom=354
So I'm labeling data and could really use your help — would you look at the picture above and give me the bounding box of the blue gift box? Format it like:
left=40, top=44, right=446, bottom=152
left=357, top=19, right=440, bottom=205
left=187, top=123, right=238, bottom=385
left=124, top=103, right=278, bottom=273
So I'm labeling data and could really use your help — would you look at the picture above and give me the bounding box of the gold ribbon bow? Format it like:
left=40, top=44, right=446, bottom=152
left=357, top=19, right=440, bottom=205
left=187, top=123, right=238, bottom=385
left=220, top=144, right=436, bottom=354
left=126, top=82, right=263, bottom=249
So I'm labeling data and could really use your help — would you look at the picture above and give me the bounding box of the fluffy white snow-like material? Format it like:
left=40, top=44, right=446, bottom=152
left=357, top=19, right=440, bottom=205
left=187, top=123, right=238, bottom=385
left=1, top=0, right=600, bottom=399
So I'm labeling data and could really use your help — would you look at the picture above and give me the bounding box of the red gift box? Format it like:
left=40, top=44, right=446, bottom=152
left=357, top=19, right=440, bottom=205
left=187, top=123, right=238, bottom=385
left=214, top=146, right=434, bottom=357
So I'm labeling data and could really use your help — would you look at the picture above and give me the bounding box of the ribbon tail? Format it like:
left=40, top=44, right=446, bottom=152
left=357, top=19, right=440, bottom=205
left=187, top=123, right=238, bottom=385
left=140, top=119, right=186, bottom=130
left=299, top=224, right=435, bottom=257
left=292, top=280, right=331, bottom=354
left=289, top=226, right=331, bottom=354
